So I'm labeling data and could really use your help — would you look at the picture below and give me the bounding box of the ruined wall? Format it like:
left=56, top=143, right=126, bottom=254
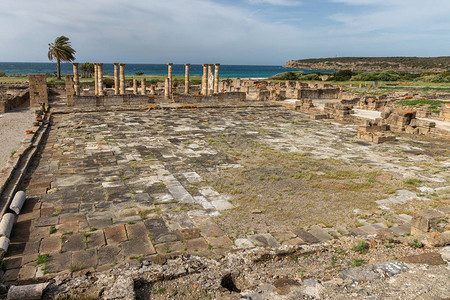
left=0, top=90, right=29, bottom=113
left=72, top=95, right=154, bottom=107
left=173, top=92, right=246, bottom=103
left=28, top=74, right=48, bottom=107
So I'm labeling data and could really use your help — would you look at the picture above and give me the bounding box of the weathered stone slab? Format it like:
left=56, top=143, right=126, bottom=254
left=104, top=225, right=127, bottom=245
left=40, top=236, right=61, bottom=254
left=398, top=252, right=446, bottom=265
left=372, top=261, right=408, bottom=276
left=46, top=252, right=72, bottom=273
left=72, top=248, right=98, bottom=269
left=98, top=245, right=122, bottom=266
left=340, top=266, right=380, bottom=282
left=61, top=233, right=85, bottom=252
left=122, top=238, right=156, bottom=257
left=247, top=234, right=281, bottom=248
left=294, top=230, right=320, bottom=244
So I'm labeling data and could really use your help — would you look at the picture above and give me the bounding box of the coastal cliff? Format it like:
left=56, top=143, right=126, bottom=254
left=284, top=57, right=450, bottom=73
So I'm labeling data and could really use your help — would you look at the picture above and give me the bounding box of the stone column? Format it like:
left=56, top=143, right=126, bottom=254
left=114, top=63, right=119, bottom=95
left=201, top=64, right=208, bottom=96
left=72, top=63, right=80, bottom=95
left=150, top=85, right=156, bottom=95
left=167, top=63, right=173, bottom=94
left=141, top=78, right=146, bottom=95
left=94, top=63, right=98, bottom=96
left=207, top=64, right=213, bottom=95
left=214, top=63, right=220, bottom=94
left=184, top=64, right=190, bottom=95
left=98, top=63, right=104, bottom=96
left=119, top=63, right=126, bottom=95
left=133, top=79, right=138, bottom=95
left=164, top=78, right=170, bottom=99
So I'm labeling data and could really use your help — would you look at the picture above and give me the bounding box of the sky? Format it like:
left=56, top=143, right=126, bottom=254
left=0, top=0, right=449, bottom=65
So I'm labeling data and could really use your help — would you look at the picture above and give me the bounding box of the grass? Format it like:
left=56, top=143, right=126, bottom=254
left=408, top=239, right=424, bottom=248
left=49, top=225, right=57, bottom=234
left=352, top=240, right=369, bottom=254
left=397, top=99, right=444, bottom=111
left=36, top=254, right=49, bottom=265
left=352, top=258, right=366, bottom=267
left=70, top=263, right=83, bottom=272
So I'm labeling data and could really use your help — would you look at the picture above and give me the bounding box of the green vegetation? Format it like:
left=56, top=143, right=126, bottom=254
left=352, top=240, right=369, bottom=254
left=36, top=254, right=49, bottom=265
left=48, top=35, right=76, bottom=80
left=286, top=56, right=450, bottom=72
left=49, top=225, right=57, bottom=234
left=408, top=239, right=424, bottom=248
left=397, top=99, right=445, bottom=112
left=352, top=258, right=366, bottom=267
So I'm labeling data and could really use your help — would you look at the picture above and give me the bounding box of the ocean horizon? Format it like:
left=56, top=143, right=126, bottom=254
left=0, top=62, right=335, bottom=79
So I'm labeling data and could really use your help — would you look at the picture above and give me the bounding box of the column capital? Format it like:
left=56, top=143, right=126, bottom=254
left=185, top=63, right=190, bottom=66
left=119, top=63, right=126, bottom=66
left=168, top=63, right=173, bottom=66
left=202, top=64, right=208, bottom=67
left=72, top=62, right=79, bottom=66
left=214, top=63, right=220, bottom=66
left=114, top=62, right=119, bottom=65
left=98, top=63, right=103, bottom=66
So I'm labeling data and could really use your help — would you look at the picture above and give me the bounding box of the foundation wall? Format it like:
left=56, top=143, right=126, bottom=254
left=173, top=92, right=246, bottom=103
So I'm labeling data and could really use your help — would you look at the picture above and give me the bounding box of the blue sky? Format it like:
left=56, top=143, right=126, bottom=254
left=0, top=0, right=449, bottom=65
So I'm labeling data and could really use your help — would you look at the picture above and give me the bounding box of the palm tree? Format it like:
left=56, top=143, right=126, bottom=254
left=48, top=36, right=76, bottom=80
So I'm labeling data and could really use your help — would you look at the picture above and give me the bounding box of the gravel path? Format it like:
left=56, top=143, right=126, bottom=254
left=0, top=108, right=34, bottom=171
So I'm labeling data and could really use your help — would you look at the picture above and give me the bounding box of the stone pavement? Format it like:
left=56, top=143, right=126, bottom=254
left=1, top=107, right=447, bottom=283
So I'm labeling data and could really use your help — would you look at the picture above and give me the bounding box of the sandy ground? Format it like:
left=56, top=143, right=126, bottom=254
left=0, top=108, right=34, bottom=171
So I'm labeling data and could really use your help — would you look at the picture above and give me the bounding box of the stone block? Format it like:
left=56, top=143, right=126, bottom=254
left=122, top=238, right=156, bottom=257
left=72, top=248, right=98, bottom=269
left=398, top=252, right=445, bottom=265
left=98, top=245, right=122, bottom=266
left=40, top=236, right=61, bottom=254
left=125, top=222, right=148, bottom=240
left=46, top=252, right=72, bottom=273
left=411, top=209, right=445, bottom=235
left=61, top=233, right=85, bottom=252
left=86, top=230, right=105, bottom=248
left=104, top=225, right=128, bottom=245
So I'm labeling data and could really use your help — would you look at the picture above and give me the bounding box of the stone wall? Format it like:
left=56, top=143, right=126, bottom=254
left=0, top=90, right=29, bottom=113
left=72, top=95, right=154, bottom=107
left=173, top=92, right=246, bottom=103
left=28, top=74, right=48, bottom=107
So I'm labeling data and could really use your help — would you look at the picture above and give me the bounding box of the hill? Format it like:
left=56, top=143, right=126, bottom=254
left=284, top=57, right=450, bottom=73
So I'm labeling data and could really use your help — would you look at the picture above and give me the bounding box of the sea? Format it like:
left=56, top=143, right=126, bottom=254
left=0, top=62, right=334, bottom=78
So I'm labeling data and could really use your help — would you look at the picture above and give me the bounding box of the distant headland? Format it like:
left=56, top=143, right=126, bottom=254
left=284, top=56, right=450, bottom=73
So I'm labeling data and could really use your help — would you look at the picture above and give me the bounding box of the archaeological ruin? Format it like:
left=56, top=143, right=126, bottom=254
left=0, top=63, right=448, bottom=299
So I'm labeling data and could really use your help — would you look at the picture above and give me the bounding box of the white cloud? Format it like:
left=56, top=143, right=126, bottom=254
left=246, top=0, right=303, bottom=6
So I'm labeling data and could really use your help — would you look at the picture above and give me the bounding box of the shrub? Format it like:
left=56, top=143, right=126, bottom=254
left=0, top=72, right=6, bottom=77
left=328, top=70, right=354, bottom=81
left=135, top=72, right=144, bottom=76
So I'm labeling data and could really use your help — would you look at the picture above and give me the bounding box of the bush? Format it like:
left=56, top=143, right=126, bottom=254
left=352, top=240, right=369, bottom=254
left=136, top=72, right=144, bottom=76
left=0, top=72, right=6, bottom=77
left=328, top=70, right=353, bottom=81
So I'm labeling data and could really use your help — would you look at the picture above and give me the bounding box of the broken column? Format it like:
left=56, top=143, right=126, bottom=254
left=150, top=85, right=156, bottom=95
left=0, top=213, right=15, bottom=239
left=97, top=63, right=104, bottom=96
left=28, top=74, right=48, bottom=107
left=214, top=63, right=220, bottom=94
left=72, top=63, right=80, bottom=95
left=184, top=64, right=190, bottom=95
left=114, top=63, right=119, bottom=95
left=119, top=63, right=126, bottom=95
left=168, top=63, right=173, bottom=94
left=133, top=79, right=138, bottom=95
left=141, top=78, right=146, bottom=95
left=10, top=190, right=26, bottom=214
left=202, top=64, right=208, bottom=95
left=164, top=78, right=170, bottom=99
left=94, top=63, right=99, bottom=95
